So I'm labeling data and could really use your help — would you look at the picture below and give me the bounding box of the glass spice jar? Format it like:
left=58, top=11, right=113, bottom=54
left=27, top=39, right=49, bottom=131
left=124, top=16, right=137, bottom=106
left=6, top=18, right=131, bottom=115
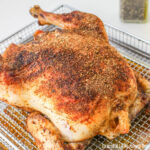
left=120, top=0, right=148, bottom=23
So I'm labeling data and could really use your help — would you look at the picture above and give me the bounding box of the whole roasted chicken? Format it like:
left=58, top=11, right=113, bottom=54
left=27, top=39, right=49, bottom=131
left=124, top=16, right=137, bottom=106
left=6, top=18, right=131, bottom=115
left=0, top=6, right=149, bottom=150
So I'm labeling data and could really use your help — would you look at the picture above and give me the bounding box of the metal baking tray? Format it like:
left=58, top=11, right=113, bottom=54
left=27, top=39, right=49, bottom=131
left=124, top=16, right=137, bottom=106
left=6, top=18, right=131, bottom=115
left=0, top=4, right=150, bottom=150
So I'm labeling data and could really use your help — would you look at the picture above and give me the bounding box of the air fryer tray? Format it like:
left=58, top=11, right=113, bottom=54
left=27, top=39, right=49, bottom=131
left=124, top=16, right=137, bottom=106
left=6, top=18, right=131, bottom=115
left=0, top=4, right=149, bottom=150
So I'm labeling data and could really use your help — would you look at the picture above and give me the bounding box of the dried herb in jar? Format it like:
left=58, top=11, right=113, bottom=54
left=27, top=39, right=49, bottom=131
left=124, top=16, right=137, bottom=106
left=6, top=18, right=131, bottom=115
left=120, top=0, right=148, bottom=23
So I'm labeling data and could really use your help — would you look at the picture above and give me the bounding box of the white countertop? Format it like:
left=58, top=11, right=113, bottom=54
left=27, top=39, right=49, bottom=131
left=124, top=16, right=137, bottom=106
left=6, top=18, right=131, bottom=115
left=0, top=0, right=150, bottom=42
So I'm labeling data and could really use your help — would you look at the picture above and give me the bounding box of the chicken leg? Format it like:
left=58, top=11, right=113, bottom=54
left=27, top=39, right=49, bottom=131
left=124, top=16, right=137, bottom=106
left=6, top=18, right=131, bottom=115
left=30, top=5, right=109, bottom=41
left=27, top=112, right=90, bottom=150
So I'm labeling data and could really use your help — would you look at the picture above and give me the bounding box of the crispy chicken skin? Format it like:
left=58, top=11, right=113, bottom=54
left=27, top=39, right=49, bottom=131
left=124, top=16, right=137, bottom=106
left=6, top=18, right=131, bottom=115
left=0, top=5, right=149, bottom=150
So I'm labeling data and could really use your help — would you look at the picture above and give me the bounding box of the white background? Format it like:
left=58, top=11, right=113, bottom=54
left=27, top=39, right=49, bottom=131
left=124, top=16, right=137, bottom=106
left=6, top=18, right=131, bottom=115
left=0, top=0, right=150, bottom=42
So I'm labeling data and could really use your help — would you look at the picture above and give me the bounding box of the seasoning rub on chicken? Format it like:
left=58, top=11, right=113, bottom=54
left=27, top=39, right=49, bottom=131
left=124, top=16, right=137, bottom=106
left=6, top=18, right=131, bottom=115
left=0, top=5, right=149, bottom=150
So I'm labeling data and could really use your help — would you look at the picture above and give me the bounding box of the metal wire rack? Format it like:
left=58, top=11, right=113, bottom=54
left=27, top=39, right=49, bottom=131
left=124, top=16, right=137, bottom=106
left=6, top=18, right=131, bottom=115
left=0, top=4, right=150, bottom=150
